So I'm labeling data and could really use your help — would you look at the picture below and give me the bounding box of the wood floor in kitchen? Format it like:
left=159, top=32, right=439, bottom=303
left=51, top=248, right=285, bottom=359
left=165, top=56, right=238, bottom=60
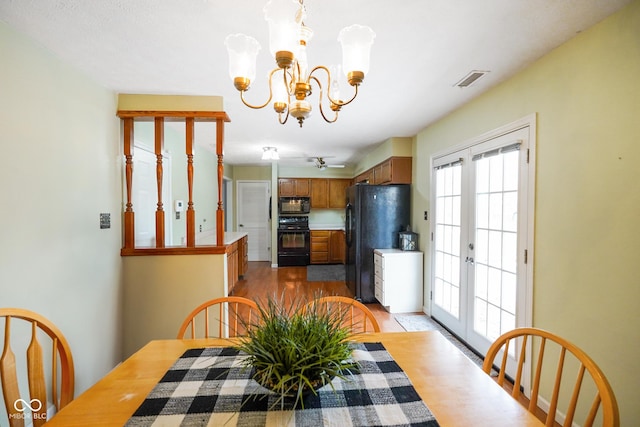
left=230, top=261, right=409, bottom=332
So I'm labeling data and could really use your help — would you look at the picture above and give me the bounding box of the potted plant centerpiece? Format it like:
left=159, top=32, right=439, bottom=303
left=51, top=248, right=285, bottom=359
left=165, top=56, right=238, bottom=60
left=234, top=295, right=358, bottom=409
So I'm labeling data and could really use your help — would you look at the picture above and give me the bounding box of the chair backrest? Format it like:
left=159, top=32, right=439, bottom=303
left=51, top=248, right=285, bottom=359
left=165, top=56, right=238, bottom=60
left=1, top=308, right=75, bottom=427
left=482, top=327, right=619, bottom=427
left=310, top=296, right=380, bottom=334
left=177, top=297, right=259, bottom=339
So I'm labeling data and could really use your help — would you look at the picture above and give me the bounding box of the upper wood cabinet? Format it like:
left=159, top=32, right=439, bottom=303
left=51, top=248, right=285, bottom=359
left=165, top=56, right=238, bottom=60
left=310, top=179, right=329, bottom=208
left=310, top=178, right=351, bottom=209
left=328, top=179, right=351, bottom=208
left=278, top=178, right=310, bottom=197
left=372, top=157, right=412, bottom=185
left=354, top=157, right=412, bottom=185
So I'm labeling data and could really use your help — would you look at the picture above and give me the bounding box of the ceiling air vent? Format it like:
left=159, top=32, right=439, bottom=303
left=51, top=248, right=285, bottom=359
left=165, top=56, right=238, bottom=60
left=455, top=70, right=489, bottom=88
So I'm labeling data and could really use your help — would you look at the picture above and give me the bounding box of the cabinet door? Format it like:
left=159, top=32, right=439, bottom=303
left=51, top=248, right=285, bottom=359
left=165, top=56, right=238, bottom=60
left=278, top=178, right=311, bottom=197
left=328, top=179, right=350, bottom=209
left=278, top=179, right=295, bottom=196
left=294, top=178, right=310, bottom=196
left=329, top=230, right=345, bottom=264
left=310, top=179, right=328, bottom=208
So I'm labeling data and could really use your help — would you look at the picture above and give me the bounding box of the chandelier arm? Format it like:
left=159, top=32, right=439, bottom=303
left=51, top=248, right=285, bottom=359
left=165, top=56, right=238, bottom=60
left=238, top=68, right=282, bottom=110
left=310, top=75, right=338, bottom=123
left=278, top=107, right=290, bottom=124
left=308, top=65, right=359, bottom=107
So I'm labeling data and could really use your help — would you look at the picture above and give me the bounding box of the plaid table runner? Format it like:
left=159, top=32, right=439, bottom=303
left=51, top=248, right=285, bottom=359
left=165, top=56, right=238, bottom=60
left=126, top=342, right=439, bottom=427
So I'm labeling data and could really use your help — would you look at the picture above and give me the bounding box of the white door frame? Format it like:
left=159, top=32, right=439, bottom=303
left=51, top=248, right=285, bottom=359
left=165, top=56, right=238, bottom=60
left=429, top=113, right=536, bottom=359
left=236, top=180, right=271, bottom=261
left=131, top=142, right=173, bottom=246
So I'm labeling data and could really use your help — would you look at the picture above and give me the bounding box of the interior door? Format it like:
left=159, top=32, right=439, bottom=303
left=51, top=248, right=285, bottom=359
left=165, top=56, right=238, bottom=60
left=431, top=123, right=534, bottom=361
left=237, top=181, right=271, bottom=261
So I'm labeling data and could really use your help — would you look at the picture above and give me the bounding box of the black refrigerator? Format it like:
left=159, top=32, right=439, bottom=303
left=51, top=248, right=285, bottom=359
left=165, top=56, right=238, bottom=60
left=345, top=184, right=411, bottom=303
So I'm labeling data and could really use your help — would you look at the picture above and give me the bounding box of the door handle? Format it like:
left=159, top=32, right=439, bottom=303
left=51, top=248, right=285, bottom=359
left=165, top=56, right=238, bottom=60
left=239, top=224, right=244, bottom=227
left=465, top=256, right=475, bottom=265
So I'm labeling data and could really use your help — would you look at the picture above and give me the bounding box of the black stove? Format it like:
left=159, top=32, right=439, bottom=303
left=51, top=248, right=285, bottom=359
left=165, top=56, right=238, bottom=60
left=277, top=216, right=310, bottom=266
left=278, top=216, right=309, bottom=230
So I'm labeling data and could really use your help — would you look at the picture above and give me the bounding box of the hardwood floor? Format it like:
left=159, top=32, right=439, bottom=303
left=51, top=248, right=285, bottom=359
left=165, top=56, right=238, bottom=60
left=231, top=262, right=556, bottom=424
left=231, top=261, right=409, bottom=332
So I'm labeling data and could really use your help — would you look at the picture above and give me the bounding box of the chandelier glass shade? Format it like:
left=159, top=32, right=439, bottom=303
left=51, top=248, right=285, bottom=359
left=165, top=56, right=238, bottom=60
left=224, top=0, right=375, bottom=127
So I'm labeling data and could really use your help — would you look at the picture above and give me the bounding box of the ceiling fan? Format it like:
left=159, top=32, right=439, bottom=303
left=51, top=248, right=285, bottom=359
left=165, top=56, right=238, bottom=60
left=313, top=157, right=345, bottom=170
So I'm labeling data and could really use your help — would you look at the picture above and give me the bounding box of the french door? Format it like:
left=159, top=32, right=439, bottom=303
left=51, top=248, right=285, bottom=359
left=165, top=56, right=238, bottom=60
left=430, top=120, right=535, bottom=358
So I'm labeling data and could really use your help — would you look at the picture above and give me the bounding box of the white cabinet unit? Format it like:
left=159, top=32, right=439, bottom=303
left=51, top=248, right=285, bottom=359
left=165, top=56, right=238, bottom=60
left=374, top=249, right=423, bottom=313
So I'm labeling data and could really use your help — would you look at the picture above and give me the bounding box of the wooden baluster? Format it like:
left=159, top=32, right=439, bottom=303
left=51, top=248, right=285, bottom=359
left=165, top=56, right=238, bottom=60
left=216, top=117, right=225, bottom=246
left=155, top=117, right=165, bottom=248
left=123, top=118, right=135, bottom=249
left=186, top=118, right=196, bottom=247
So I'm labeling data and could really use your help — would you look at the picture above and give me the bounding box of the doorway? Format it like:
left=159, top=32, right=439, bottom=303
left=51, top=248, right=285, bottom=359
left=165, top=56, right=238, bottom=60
left=430, top=116, right=535, bottom=358
left=132, top=144, right=172, bottom=247
left=237, top=180, right=271, bottom=261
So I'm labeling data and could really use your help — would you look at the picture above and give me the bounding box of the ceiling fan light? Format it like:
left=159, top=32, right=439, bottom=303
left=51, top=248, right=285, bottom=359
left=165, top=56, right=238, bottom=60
left=264, top=0, right=300, bottom=64
left=338, top=24, right=376, bottom=79
left=224, top=34, right=261, bottom=84
left=261, top=146, right=280, bottom=160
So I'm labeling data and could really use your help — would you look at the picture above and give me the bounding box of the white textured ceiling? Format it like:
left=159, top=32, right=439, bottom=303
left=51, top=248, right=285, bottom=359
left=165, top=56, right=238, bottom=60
left=0, top=0, right=632, bottom=168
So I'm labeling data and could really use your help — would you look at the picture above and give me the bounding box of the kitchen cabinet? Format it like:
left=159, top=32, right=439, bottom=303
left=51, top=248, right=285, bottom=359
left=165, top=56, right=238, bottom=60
left=310, top=230, right=330, bottom=264
left=328, top=179, right=351, bottom=208
left=227, top=240, right=239, bottom=292
left=310, top=230, right=345, bottom=264
left=310, top=178, right=351, bottom=209
left=310, top=179, right=328, bottom=208
left=238, top=235, right=248, bottom=278
left=374, top=249, right=423, bottom=313
left=227, top=234, right=249, bottom=292
left=354, top=157, right=412, bottom=185
left=278, top=178, right=310, bottom=197
left=329, top=230, right=345, bottom=264
left=372, top=157, right=412, bottom=185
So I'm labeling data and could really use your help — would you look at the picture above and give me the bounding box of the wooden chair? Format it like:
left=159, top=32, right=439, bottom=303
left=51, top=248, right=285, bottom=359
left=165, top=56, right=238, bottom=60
left=482, top=327, right=619, bottom=427
left=1, top=308, right=75, bottom=427
left=177, top=297, right=259, bottom=339
left=310, top=296, right=380, bottom=334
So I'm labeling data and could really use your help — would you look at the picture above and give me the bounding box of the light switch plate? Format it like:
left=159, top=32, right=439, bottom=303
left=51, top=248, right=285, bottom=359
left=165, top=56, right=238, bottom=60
left=100, top=213, right=111, bottom=229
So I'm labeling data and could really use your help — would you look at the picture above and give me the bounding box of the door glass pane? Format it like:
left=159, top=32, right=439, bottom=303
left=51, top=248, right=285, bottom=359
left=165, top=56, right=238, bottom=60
left=433, top=164, right=462, bottom=318
left=473, top=151, right=520, bottom=341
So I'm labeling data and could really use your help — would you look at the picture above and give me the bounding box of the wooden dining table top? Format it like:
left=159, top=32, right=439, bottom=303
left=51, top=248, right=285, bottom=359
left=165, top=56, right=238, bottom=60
left=47, top=331, right=543, bottom=426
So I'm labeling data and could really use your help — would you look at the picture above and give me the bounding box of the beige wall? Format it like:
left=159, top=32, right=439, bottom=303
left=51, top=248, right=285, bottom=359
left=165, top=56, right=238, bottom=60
left=0, top=20, right=123, bottom=405
left=355, top=137, right=413, bottom=175
left=122, top=254, right=226, bottom=357
left=413, top=1, right=640, bottom=424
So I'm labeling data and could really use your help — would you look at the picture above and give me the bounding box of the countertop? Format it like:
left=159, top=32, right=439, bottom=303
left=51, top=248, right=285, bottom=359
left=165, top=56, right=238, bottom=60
left=195, top=230, right=247, bottom=245
left=374, top=248, right=423, bottom=255
left=309, top=224, right=345, bottom=231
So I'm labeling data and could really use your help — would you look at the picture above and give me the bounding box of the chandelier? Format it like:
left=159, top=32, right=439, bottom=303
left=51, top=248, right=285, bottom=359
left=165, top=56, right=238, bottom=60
left=224, top=0, right=375, bottom=127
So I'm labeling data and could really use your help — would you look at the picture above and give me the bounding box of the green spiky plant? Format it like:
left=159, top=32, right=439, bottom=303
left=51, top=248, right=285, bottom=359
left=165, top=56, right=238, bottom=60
left=234, top=295, right=357, bottom=409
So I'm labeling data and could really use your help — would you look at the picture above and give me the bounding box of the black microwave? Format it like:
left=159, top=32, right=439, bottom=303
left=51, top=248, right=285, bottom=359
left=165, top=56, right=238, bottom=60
left=279, top=197, right=311, bottom=214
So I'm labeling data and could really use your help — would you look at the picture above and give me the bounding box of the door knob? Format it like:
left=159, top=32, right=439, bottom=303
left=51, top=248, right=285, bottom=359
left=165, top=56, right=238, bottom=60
left=465, top=256, right=475, bottom=265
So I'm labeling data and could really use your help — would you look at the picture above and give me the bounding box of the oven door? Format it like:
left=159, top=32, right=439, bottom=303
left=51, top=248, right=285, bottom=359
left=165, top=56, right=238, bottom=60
left=277, top=229, right=310, bottom=266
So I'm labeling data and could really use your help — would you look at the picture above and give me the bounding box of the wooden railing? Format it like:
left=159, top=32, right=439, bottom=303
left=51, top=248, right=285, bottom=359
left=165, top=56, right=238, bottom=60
left=117, top=109, right=230, bottom=255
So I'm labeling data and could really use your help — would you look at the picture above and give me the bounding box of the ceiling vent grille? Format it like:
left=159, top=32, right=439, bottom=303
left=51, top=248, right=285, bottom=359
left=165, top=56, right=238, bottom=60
left=455, top=70, right=489, bottom=88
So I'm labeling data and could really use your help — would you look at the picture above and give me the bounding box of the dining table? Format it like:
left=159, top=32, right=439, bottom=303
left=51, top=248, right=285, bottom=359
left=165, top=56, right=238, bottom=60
left=46, top=331, right=543, bottom=426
